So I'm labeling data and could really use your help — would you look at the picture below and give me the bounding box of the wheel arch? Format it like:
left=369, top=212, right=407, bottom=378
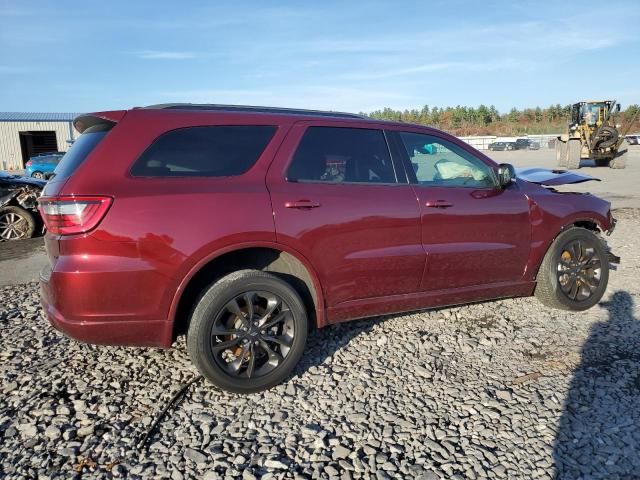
left=531, top=217, right=606, bottom=281
left=169, top=242, right=326, bottom=341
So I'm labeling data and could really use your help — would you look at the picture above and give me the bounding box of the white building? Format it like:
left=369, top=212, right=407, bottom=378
left=0, top=112, right=80, bottom=171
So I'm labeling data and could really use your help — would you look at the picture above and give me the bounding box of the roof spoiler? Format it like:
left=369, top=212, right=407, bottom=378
left=74, top=110, right=127, bottom=134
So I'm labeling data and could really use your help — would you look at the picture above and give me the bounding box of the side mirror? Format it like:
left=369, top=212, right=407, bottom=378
left=616, top=104, right=621, bottom=112
left=498, top=163, right=515, bottom=188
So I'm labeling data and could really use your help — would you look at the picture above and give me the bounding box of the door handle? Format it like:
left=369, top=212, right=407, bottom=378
left=425, top=200, right=454, bottom=208
left=284, top=200, right=321, bottom=209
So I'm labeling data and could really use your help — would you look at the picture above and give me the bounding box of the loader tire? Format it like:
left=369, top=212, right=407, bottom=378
left=566, top=140, right=581, bottom=169
left=555, top=140, right=567, bottom=167
left=609, top=140, right=628, bottom=169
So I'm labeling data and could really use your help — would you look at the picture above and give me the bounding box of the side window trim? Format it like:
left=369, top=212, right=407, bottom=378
left=381, top=130, right=401, bottom=184
left=384, top=130, right=414, bottom=184
left=394, top=130, right=499, bottom=188
left=285, top=126, right=406, bottom=186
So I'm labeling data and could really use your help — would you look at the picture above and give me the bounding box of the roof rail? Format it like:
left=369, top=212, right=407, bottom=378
left=141, top=103, right=366, bottom=119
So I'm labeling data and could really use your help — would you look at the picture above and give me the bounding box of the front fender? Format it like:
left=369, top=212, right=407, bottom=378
left=522, top=186, right=613, bottom=281
left=0, top=192, right=17, bottom=208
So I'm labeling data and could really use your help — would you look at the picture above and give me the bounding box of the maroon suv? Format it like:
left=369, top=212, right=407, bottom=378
left=40, top=104, right=618, bottom=393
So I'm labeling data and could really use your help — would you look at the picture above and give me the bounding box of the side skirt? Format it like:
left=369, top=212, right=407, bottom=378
left=326, top=281, right=536, bottom=324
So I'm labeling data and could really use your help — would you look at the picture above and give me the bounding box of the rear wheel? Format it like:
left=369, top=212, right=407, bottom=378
left=0, top=206, right=36, bottom=240
left=609, top=139, right=628, bottom=169
left=535, top=228, right=609, bottom=311
left=555, top=140, right=567, bottom=167
left=566, top=139, right=581, bottom=169
left=187, top=270, right=308, bottom=393
left=31, top=171, right=45, bottom=179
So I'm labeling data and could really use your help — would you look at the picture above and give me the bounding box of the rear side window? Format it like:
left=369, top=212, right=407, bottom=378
left=53, top=124, right=112, bottom=180
left=131, top=126, right=276, bottom=177
left=287, top=127, right=397, bottom=184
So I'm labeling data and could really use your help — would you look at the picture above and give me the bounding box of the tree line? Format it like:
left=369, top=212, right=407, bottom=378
left=363, top=104, right=640, bottom=136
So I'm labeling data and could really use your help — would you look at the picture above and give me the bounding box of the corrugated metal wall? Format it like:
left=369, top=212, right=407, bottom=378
left=0, top=121, right=79, bottom=171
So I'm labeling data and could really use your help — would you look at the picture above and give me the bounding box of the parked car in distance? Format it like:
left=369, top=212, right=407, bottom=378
left=25, top=153, right=64, bottom=179
left=626, top=135, right=639, bottom=145
left=0, top=171, right=45, bottom=240
left=32, top=151, right=65, bottom=157
left=514, top=138, right=540, bottom=150
left=487, top=141, right=514, bottom=151
left=39, top=104, right=619, bottom=393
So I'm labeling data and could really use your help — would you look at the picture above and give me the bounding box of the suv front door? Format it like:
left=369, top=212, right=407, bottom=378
left=267, top=122, right=424, bottom=314
left=390, top=129, right=531, bottom=291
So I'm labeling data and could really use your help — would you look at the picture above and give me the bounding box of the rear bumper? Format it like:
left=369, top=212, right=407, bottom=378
left=40, top=265, right=174, bottom=348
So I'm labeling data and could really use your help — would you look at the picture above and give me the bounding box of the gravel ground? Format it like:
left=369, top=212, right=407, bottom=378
left=1, top=210, right=639, bottom=480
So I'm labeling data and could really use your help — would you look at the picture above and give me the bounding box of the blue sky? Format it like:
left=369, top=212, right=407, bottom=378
left=1, top=0, right=639, bottom=114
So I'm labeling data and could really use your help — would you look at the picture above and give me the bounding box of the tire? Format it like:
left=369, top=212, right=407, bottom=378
left=609, top=139, right=628, bottom=169
left=0, top=206, right=36, bottom=241
left=31, top=171, right=44, bottom=179
left=566, top=139, right=581, bottom=169
left=535, top=228, right=609, bottom=311
left=555, top=140, right=567, bottom=167
left=594, top=126, right=619, bottom=149
left=595, top=159, right=610, bottom=167
left=187, top=269, right=308, bottom=393
left=506, top=144, right=514, bottom=151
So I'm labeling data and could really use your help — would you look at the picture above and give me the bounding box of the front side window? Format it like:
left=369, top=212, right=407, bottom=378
left=399, top=132, right=497, bottom=188
left=287, top=127, right=397, bottom=184
left=131, top=125, right=276, bottom=177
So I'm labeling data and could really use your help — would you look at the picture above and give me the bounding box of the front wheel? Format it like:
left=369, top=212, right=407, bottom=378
left=566, top=139, right=581, bottom=169
left=610, top=139, right=628, bottom=169
left=556, top=140, right=567, bottom=167
left=535, top=228, right=609, bottom=311
left=187, top=270, right=308, bottom=393
left=0, top=206, right=36, bottom=240
left=31, top=171, right=45, bottom=179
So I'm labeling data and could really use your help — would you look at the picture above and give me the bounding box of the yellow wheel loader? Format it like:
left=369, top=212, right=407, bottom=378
left=556, top=100, right=637, bottom=169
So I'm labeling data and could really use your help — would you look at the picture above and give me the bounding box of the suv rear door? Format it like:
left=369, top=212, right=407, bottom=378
left=266, top=122, right=424, bottom=314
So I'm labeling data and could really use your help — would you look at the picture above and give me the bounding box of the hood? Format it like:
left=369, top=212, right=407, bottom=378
left=515, top=167, right=600, bottom=186
left=0, top=173, right=47, bottom=189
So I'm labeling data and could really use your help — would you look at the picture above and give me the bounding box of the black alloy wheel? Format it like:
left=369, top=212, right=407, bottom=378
left=209, top=290, right=296, bottom=379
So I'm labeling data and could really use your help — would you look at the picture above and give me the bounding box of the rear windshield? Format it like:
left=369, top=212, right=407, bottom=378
left=53, top=124, right=112, bottom=180
left=130, top=125, right=276, bottom=177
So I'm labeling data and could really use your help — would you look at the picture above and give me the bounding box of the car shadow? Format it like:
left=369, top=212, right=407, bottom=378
left=553, top=291, right=640, bottom=478
left=292, top=316, right=382, bottom=378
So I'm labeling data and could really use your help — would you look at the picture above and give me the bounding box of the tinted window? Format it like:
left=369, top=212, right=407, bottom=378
left=131, top=126, right=276, bottom=177
left=287, top=127, right=397, bottom=184
left=53, top=124, right=112, bottom=180
left=399, top=132, right=497, bottom=188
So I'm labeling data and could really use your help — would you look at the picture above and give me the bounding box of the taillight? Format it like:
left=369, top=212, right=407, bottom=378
left=38, top=196, right=112, bottom=235
left=26, top=161, right=32, bottom=167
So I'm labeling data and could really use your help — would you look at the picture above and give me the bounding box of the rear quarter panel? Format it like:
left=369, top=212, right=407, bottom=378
left=52, top=110, right=292, bottom=324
